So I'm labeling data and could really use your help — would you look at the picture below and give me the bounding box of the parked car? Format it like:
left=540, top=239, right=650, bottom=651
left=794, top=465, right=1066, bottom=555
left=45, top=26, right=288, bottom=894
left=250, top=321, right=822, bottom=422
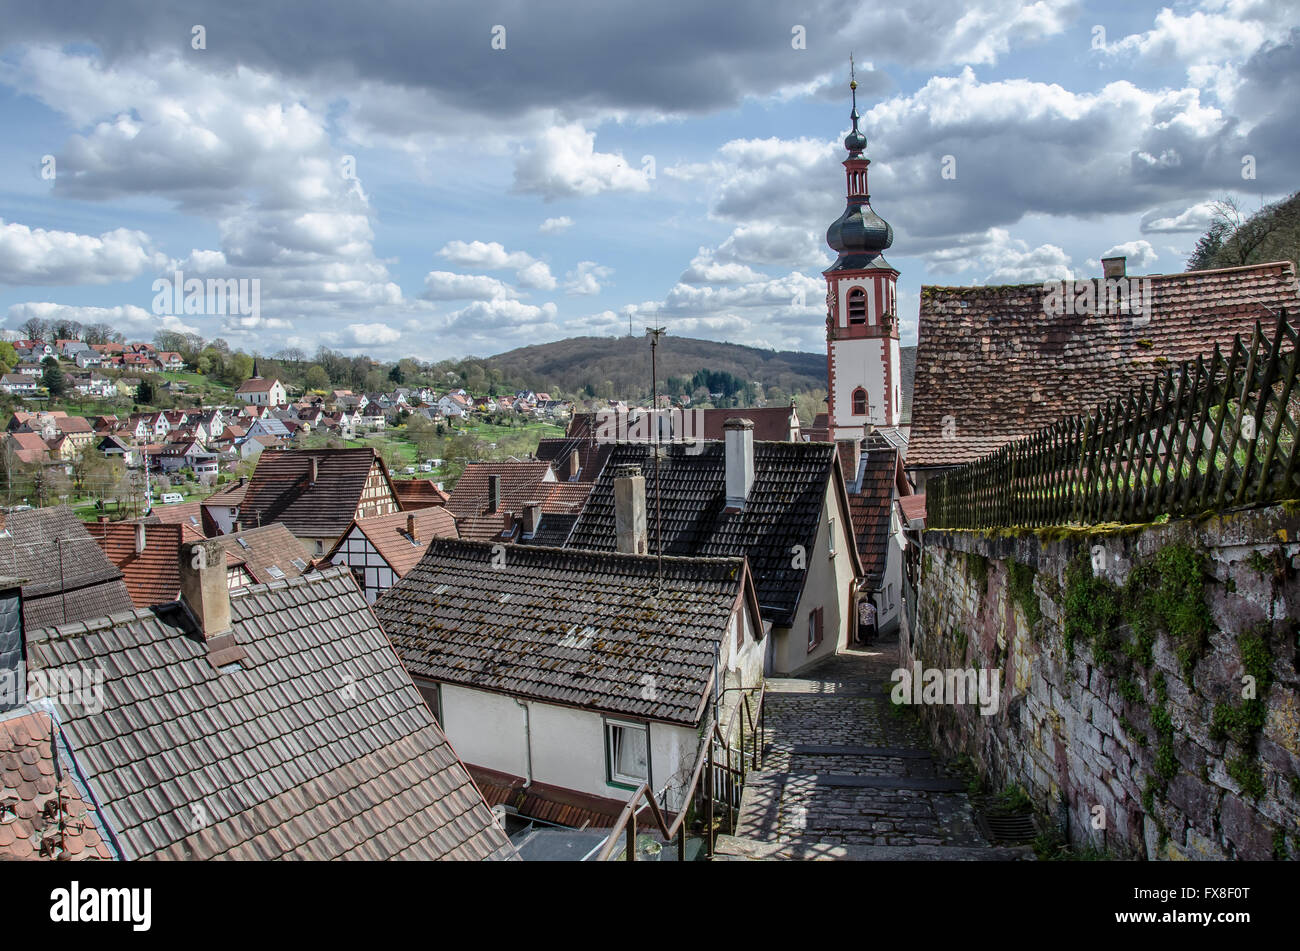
left=161, top=492, right=185, bottom=504
left=419, top=463, right=433, bottom=472
left=403, top=466, right=416, bottom=475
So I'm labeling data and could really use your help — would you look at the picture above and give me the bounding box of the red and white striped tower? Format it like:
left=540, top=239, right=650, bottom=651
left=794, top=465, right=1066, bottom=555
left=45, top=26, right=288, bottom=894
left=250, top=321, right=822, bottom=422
left=824, top=60, right=900, bottom=441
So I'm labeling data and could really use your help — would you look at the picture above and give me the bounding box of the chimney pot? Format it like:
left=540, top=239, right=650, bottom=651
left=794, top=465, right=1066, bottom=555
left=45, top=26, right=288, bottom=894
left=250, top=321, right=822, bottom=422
left=407, top=512, right=419, bottom=542
left=1101, top=255, right=1126, bottom=279
left=487, top=473, right=502, bottom=514
left=612, top=465, right=647, bottom=554
left=524, top=502, right=542, bottom=537
left=724, top=418, right=755, bottom=509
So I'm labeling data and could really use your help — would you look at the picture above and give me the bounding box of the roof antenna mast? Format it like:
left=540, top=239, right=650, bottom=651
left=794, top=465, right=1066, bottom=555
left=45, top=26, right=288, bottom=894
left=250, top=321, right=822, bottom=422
left=646, top=325, right=666, bottom=592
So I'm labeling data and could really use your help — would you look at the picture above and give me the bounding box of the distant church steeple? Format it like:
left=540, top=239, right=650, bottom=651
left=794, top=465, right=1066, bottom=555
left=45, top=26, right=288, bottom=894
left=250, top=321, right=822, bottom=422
left=823, top=58, right=902, bottom=439
left=252, top=358, right=261, bottom=379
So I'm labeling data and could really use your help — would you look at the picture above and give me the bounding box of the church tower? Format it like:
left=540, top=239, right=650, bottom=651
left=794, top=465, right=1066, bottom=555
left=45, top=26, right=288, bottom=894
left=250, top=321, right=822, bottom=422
left=824, top=63, right=901, bottom=441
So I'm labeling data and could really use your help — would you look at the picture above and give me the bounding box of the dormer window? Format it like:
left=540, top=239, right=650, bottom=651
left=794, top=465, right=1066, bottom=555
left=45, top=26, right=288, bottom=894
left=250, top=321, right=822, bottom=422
left=847, top=287, right=867, bottom=324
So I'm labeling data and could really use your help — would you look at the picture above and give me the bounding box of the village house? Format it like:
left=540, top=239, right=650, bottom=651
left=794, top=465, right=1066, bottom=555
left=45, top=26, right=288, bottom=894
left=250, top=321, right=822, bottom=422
left=0, top=373, right=37, bottom=396
left=324, top=506, right=459, bottom=603
left=566, top=421, right=863, bottom=675
left=373, top=537, right=765, bottom=827
left=233, top=447, right=401, bottom=556
left=4, top=542, right=516, bottom=860
left=234, top=369, right=288, bottom=406
left=0, top=507, right=134, bottom=630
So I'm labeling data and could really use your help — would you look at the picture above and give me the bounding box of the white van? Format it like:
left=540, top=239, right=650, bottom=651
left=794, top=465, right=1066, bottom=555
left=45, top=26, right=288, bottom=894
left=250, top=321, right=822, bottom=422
left=161, top=492, right=185, bottom=504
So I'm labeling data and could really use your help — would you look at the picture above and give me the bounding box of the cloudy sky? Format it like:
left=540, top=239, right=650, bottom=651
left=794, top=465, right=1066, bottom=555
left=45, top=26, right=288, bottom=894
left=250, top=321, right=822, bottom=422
left=0, top=0, right=1295, bottom=360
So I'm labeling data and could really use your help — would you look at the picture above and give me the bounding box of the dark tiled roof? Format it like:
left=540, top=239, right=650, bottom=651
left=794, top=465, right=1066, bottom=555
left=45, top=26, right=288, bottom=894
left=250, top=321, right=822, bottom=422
left=533, top=437, right=616, bottom=483
left=909, top=262, right=1300, bottom=466
left=566, top=407, right=799, bottom=442
left=373, top=538, right=751, bottom=725
left=0, top=507, right=134, bottom=631
left=25, top=567, right=516, bottom=861
left=518, top=512, right=580, bottom=547
left=847, top=446, right=899, bottom=588
left=566, top=441, right=840, bottom=626
left=445, top=461, right=555, bottom=518
left=0, top=711, right=115, bottom=860
left=210, top=523, right=313, bottom=584
left=240, top=448, right=396, bottom=538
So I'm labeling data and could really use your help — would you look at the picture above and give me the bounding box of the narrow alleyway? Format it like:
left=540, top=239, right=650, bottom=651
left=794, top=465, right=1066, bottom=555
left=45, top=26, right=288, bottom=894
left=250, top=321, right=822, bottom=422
left=714, top=633, right=1032, bottom=860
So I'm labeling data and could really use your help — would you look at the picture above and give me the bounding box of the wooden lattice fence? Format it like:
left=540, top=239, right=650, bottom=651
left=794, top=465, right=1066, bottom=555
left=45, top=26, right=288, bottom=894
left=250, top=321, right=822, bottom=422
left=928, top=311, right=1300, bottom=529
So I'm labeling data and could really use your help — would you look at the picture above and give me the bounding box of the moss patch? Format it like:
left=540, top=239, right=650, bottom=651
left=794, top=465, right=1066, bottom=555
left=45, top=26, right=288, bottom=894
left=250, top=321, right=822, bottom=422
left=1006, top=560, right=1043, bottom=635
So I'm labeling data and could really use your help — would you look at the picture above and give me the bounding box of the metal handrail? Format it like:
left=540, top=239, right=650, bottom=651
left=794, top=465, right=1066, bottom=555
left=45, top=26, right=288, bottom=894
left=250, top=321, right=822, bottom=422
left=596, top=681, right=767, bottom=861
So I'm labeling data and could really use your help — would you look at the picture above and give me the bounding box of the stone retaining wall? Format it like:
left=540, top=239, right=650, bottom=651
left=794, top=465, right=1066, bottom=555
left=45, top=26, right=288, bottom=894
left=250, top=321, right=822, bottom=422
left=909, top=506, right=1300, bottom=860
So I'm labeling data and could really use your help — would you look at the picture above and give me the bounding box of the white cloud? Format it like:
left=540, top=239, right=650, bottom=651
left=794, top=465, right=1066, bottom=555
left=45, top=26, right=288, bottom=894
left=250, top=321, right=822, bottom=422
left=539, top=216, right=574, bottom=234
left=5, top=301, right=198, bottom=337
left=1095, top=240, right=1160, bottom=270
left=344, top=322, right=401, bottom=346
left=421, top=271, right=519, bottom=301
left=0, top=220, right=164, bottom=285
left=1141, top=201, right=1219, bottom=233
left=513, top=123, right=651, bottom=200
left=565, top=261, right=612, bottom=296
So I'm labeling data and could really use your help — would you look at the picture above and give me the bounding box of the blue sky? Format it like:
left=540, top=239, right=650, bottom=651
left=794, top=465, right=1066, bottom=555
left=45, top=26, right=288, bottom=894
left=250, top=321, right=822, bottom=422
left=0, top=0, right=1295, bottom=359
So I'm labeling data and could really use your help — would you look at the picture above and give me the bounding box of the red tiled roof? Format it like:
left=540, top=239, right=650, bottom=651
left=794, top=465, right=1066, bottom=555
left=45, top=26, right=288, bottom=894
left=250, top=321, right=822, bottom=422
left=235, top=376, right=280, bottom=393
left=469, top=765, right=627, bottom=829
left=909, top=262, right=1300, bottom=467
left=847, top=446, right=898, bottom=589
left=446, top=461, right=554, bottom=518
left=0, top=712, right=114, bottom=861
left=89, top=522, right=199, bottom=607
left=393, top=479, right=450, bottom=510
left=899, top=493, right=927, bottom=523
left=334, top=507, right=458, bottom=577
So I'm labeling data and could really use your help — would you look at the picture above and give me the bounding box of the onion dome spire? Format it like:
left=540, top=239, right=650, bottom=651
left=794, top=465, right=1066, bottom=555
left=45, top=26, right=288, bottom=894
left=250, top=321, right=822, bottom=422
left=825, top=56, right=893, bottom=264
left=844, top=54, right=867, bottom=155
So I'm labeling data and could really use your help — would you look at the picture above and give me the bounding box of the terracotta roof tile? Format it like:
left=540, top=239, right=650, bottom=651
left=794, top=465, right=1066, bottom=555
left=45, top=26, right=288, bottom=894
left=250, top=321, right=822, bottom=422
left=910, top=262, right=1300, bottom=467
left=25, top=567, right=517, bottom=861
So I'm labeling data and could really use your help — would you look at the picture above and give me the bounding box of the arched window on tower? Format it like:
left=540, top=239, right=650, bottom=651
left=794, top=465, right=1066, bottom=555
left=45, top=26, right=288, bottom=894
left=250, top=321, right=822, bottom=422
left=852, top=387, right=868, bottom=416
left=847, top=287, right=867, bottom=324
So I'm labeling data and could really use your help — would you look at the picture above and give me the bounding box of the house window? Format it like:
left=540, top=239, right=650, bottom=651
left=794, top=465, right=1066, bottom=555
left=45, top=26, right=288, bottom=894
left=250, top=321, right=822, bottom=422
left=415, top=680, right=442, bottom=724
left=314, top=540, right=324, bottom=556
left=807, top=606, right=824, bottom=652
left=605, top=719, right=649, bottom=787
left=852, top=388, right=868, bottom=416
left=847, top=287, right=867, bottom=323
left=828, top=516, right=836, bottom=557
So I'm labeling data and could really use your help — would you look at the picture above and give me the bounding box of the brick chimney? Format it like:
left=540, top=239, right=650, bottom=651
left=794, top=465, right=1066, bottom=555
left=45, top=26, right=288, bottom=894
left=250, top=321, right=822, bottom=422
left=1101, top=255, right=1126, bottom=279
left=612, top=465, right=647, bottom=554
left=523, top=502, right=542, bottom=537
left=566, top=449, right=580, bottom=481
left=407, top=512, right=419, bottom=542
left=724, top=418, right=755, bottom=510
left=179, top=539, right=245, bottom=667
left=487, top=473, right=502, bottom=514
